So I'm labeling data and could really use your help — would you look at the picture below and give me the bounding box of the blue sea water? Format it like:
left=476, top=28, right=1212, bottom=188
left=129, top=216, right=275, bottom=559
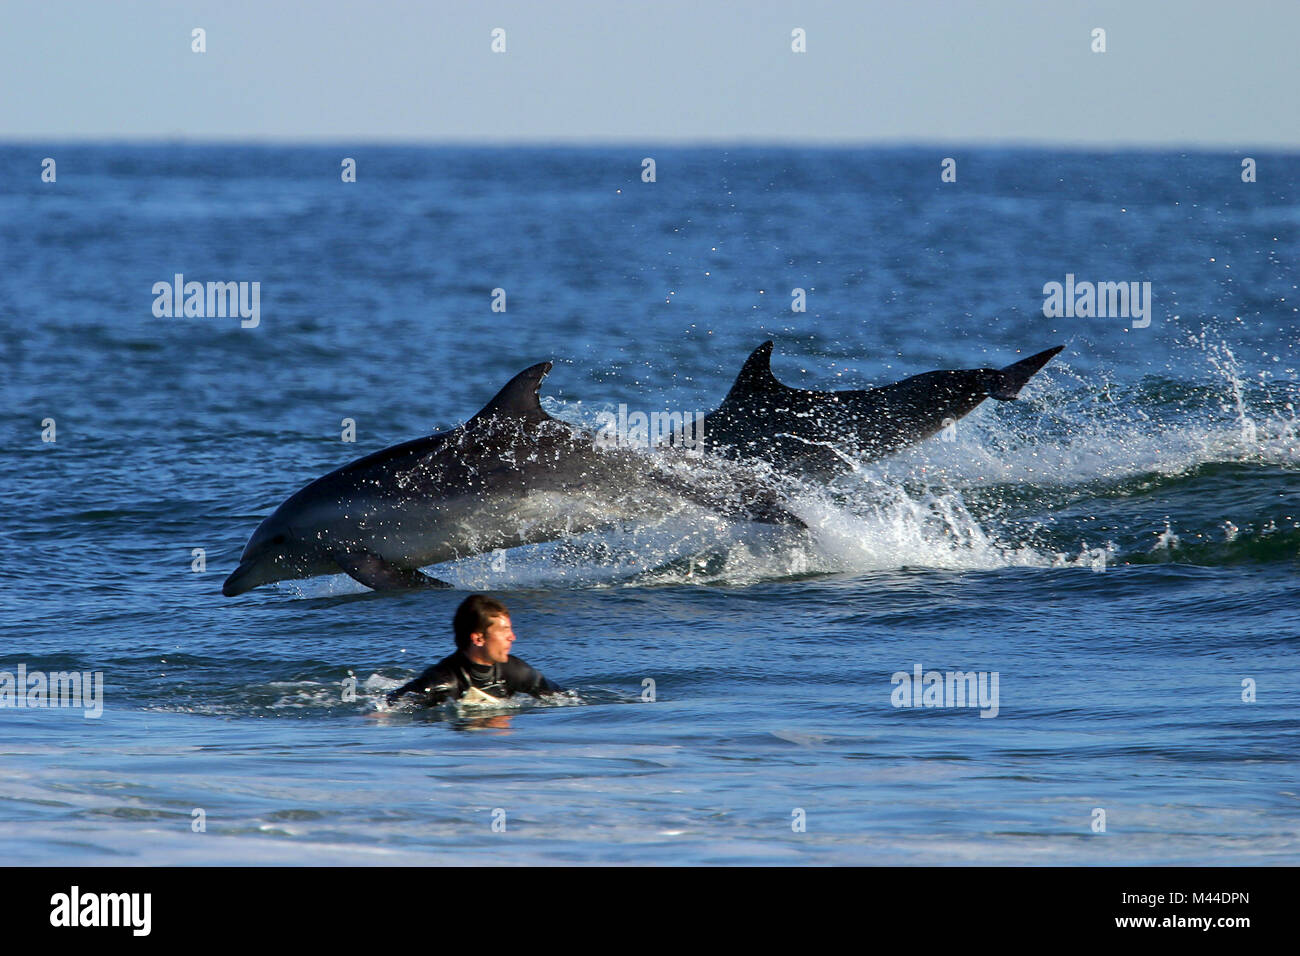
left=1, top=145, right=1297, bottom=864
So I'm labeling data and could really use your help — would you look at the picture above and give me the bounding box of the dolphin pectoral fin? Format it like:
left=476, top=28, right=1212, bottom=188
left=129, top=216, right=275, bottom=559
left=333, top=551, right=453, bottom=591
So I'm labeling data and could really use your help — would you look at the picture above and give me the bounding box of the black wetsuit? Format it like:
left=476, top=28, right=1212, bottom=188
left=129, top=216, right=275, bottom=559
left=386, top=651, right=560, bottom=706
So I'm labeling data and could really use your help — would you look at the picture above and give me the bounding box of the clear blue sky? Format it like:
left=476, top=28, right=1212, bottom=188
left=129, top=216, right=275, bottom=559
left=2, top=0, right=1296, bottom=146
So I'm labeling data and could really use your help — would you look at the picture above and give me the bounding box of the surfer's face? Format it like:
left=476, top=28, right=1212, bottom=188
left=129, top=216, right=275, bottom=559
left=473, top=614, right=515, bottom=665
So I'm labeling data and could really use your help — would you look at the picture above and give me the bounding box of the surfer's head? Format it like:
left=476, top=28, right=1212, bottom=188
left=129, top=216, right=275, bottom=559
left=455, top=594, right=515, bottom=665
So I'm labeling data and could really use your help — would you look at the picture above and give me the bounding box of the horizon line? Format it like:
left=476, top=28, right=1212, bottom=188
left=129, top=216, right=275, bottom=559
left=0, top=136, right=1292, bottom=153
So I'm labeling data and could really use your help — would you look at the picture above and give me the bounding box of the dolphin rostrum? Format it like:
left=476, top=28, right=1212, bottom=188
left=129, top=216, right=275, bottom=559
left=224, top=343, right=1063, bottom=596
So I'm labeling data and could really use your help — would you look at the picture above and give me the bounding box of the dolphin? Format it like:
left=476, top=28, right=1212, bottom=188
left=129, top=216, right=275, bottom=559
left=222, top=361, right=791, bottom=597
left=224, top=343, right=1064, bottom=596
left=699, top=342, right=1065, bottom=478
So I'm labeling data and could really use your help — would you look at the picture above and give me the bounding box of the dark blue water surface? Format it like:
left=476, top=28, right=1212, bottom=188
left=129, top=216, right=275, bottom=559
left=1, top=145, right=1297, bottom=863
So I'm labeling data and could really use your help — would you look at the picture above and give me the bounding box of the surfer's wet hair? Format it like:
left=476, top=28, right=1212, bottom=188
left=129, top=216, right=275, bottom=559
left=454, top=594, right=510, bottom=651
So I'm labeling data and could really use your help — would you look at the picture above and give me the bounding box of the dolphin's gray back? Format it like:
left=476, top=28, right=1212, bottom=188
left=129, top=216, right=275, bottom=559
left=280, top=361, right=572, bottom=506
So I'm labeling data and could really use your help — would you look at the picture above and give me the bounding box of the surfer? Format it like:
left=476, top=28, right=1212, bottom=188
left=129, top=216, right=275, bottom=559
left=386, top=594, right=561, bottom=707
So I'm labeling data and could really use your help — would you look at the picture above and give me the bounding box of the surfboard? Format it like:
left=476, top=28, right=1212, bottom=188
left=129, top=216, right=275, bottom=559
left=458, top=686, right=505, bottom=706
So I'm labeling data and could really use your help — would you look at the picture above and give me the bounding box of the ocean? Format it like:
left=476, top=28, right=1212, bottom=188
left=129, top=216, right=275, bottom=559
left=1, top=144, right=1297, bottom=864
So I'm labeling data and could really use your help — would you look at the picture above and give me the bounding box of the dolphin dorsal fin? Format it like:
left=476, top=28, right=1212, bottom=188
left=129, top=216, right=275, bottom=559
left=468, top=361, right=555, bottom=426
left=721, top=341, right=786, bottom=403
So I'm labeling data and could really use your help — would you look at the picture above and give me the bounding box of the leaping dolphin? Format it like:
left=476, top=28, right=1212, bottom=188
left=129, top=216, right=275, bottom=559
left=700, top=342, right=1065, bottom=478
left=223, top=342, right=1063, bottom=596
left=222, top=361, right=790, bottom=597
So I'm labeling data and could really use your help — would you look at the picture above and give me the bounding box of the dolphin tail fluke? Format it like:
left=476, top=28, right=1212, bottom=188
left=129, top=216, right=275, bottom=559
left=988, top=345, right=1064, bottom=401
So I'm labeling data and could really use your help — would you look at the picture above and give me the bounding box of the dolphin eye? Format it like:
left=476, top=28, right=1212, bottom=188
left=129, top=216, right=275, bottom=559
left=270, top=534, right=286, bottom=545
